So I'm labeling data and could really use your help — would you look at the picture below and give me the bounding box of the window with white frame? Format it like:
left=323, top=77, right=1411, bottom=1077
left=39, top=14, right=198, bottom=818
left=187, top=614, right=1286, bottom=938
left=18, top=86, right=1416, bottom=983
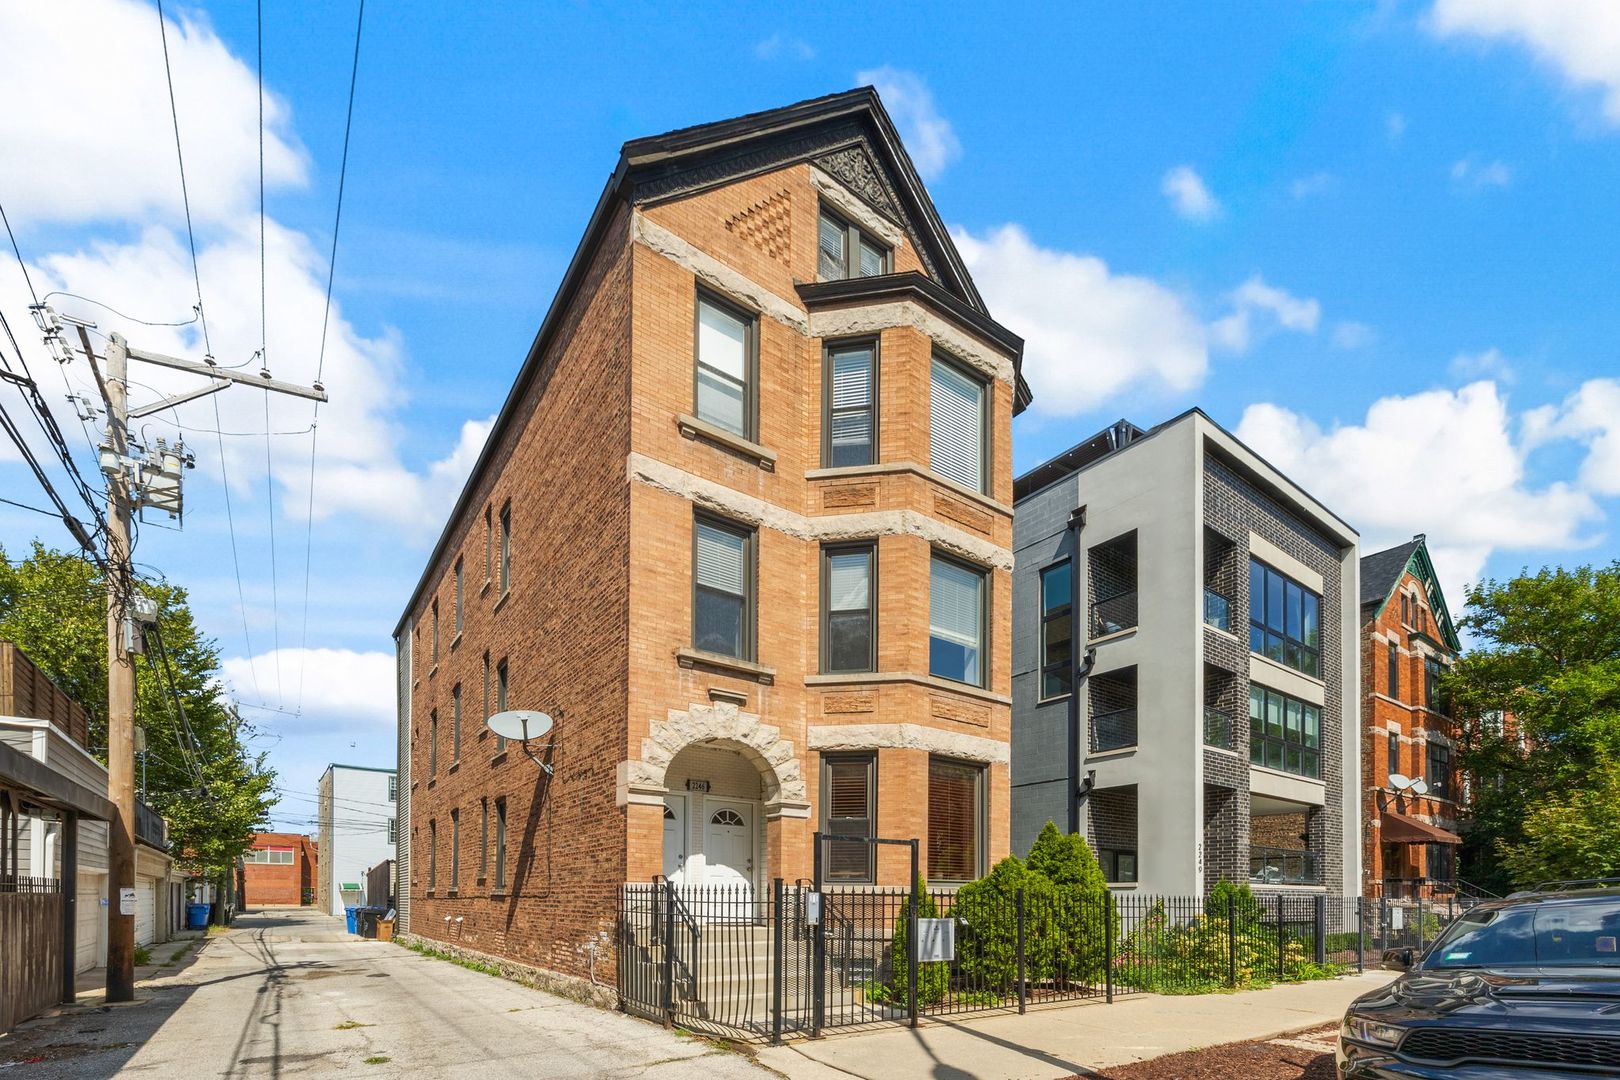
left=695, top=292, right=754, bottom=439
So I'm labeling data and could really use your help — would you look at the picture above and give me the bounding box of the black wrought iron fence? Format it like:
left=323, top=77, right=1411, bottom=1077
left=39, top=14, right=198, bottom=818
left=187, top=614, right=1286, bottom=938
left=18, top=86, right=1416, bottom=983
left=616, top=882, right=1475, bottom=1043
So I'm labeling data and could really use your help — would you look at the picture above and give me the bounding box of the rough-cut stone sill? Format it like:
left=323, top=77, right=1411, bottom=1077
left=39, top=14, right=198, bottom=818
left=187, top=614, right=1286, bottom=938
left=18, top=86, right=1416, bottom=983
left=396, top=932, right=617, bottom=1010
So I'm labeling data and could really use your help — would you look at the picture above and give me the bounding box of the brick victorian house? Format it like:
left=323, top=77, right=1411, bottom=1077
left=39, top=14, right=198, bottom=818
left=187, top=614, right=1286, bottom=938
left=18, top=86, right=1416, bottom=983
left=1358, top=535, right=1464, bottom=898
left=393, top=89, right=1028, bottom=987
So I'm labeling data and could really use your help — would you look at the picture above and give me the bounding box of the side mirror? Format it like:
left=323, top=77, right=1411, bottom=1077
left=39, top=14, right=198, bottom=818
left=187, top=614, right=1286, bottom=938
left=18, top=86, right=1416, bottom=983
left=1382, top=947, right=1415, bottom=971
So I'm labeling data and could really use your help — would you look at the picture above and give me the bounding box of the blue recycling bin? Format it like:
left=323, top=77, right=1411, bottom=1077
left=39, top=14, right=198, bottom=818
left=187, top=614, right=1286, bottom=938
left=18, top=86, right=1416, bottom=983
left=344, top=906, right=360, bottom=934
left=186, top=902, right=209, bottom=930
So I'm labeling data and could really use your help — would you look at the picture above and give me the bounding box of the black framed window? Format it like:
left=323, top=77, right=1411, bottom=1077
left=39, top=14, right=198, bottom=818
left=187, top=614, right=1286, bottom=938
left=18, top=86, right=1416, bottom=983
left=495, top=659, right=509, bottom=752
left=1427, top=742, right=1453, bottom=799
left=1249, top=685, right=1321, bottom=779
left=431, top=601, right=439, bottom=664
left=428, top=819, right=437, bottom=890
left=822, top=543, right=875, bottom=673
left=1101, top=848, right=1138, bottom=884
left=1388, top=729, right=1400, bottom=777
left=450, top=809, right=460, bottom=890
left=929, top=355, right=988, bottom=494
left=822, top=753, right=876, bottom=883
left=1387, top=640, right=1399, bottom=697
left=1248, top=559, right=1321, bottom=677
left=481, top=652, right=491, bottom=725
left=927, top=757, right=984, bottom=883
left=1424, top=656, right=1442, bottom=711
left=695, top=291, right=755, bottom=439
left=693, top=515, right=754, bottom=660
left=824, top=341, right=876, bottom=467
left=1426, top=842, right=1455, bottom=883
left=454, top=558, right=463, bottom=636
left=479, top=799, right=489, bottom=882
left=817, top=206, right=889, bottom=280
left=929, top=554, right=987, bottom=687
left=451, top=684, right=462, bottom=761
left=494, top=799, right=508, bottom=890
left=428, top=710, right=438, bottom=777
left=1039, top=560, right=1073, bottom=699
left=484, top=506, right=493, bottom=582
left=499, top=502, right=512, bottom=594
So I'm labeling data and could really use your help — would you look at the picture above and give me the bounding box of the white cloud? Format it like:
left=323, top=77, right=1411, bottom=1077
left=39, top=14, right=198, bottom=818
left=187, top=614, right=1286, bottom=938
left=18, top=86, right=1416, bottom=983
left=1209, top=275, right=1321, bottom=352
left=1431, top=0, right=1620, bottom=124
left=1523, top=378, right=1620, bottom=496
left=1236, top=381, right=1602, bottom=591
left=1450, top=156, right=1514, bottom=190
left=1332, top=321, right=1377, bottom=349
left=0, top=0, right=491, bottom=532
left=857, top=67, right=960, bottom=180
left=1386, top=110, right=1408, bottom=143
left=754, top=33, right=814, bottom=61
left=0, top=0, right=305, bottom=227
left=221, top=647, right=394, bottom=727
left=1161, top=165, right=1221, bottom=221
left=1289, top=172, right=1338, bottom=199
left=1449, top=347, right=1514, bottom=382
left=952, top=224, right=1207, bottom=416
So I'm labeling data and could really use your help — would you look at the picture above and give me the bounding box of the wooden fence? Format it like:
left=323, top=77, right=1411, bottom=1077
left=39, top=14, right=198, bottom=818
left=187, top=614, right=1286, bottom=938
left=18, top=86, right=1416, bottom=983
left=1, top=878, right=64, bottom=1033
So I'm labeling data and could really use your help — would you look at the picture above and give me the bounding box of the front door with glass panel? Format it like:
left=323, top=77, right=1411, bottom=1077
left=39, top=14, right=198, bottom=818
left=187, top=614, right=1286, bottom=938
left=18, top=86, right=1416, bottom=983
left=662, top=795, right=687, bottom=885
left=703, top=800, right=754, bottom=905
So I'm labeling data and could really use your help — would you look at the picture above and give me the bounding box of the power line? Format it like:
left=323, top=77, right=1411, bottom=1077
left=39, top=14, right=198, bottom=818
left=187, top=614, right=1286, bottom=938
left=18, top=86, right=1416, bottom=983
left=298, top=0, right=365, bottom=715
left=256, top=0, right=283, bottom=703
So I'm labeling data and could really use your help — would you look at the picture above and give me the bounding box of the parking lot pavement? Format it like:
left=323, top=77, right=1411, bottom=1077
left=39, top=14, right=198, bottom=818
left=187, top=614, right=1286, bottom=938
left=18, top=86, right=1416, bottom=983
left=0, top=908, right=773, bottom=1079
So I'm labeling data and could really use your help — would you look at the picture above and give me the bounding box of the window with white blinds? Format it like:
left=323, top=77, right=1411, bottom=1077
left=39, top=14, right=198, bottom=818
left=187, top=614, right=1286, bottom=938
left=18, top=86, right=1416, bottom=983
left=695, top=294, right=752, bottom=438
left=818, top=208, right=889, bottom=281
left=822, top=753, right=876, bottom=882
left=930, top=554, right=986, bottom=686
left=825, top=343, right=875, bottom=466
left=694, top=516, right=753, bottom=659
left=930, top=356, right=987, bottom=492
left=822, top=544, right=874, bottom=673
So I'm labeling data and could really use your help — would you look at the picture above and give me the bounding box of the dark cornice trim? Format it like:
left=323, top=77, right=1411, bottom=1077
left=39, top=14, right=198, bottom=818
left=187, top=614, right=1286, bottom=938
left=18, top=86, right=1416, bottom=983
left=797, top=273, right=1023, bottom=357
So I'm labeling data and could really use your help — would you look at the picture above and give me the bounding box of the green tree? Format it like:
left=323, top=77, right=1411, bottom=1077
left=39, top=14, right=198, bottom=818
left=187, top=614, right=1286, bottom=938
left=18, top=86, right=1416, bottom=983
left=0, top=541, right=275, bottom=883
left=1445, top=563, right=1620, bottom=892
left=1027, top=820, right=1108, bottom=892
left=1500, top=758, right=1620, bottom=886
left=879, top=875, right=948, bottom=1006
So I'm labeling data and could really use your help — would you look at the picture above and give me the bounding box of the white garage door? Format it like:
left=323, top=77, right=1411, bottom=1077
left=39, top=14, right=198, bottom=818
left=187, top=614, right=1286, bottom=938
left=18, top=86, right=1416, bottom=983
left=135, top=879, right=157, bottom=946
left=76, top=877, right=104, bottom=973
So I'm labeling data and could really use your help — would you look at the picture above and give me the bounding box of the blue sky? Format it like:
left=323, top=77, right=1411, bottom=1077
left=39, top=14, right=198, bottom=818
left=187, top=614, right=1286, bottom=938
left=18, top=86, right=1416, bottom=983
left=3, top=1, right=1619, bottom=826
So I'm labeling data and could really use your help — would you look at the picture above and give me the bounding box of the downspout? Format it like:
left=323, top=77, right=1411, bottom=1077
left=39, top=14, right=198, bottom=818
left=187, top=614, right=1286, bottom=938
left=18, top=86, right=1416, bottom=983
left=1067, top=504, right=1095, bottom=834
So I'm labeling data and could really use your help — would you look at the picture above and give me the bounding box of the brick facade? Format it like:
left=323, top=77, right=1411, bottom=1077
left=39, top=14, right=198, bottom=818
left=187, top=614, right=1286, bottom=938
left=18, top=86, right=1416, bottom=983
left=1358, top=545, right=1461, bottom=895
left=242, top=833, right=317, bottom=907
left=397, top=91, right=1024, bottom=986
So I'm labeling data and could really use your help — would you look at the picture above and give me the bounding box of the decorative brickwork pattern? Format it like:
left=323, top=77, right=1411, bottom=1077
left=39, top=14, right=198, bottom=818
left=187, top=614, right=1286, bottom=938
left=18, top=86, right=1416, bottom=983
left=723, top=189, right=792, bottom=267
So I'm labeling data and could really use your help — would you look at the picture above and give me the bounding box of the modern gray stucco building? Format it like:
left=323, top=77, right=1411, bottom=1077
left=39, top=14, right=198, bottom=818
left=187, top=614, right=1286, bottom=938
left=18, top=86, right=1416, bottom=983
left=1011, top=410, right=1361, bottom=897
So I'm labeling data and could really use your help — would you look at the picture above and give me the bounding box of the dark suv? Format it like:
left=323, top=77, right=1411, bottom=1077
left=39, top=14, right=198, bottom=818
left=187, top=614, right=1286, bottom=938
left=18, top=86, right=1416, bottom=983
left=1337, top=881, right=1620, bottom=1077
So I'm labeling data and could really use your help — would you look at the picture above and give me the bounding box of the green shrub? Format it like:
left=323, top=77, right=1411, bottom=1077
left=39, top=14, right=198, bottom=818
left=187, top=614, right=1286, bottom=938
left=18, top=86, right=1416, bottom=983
left=954, top=856, right=1038, bottom=992
left=1203, top=879, right=1262, bottom=924
left=871, top=875, right=948, bottom=1007
left=1027, top=821, right=1107, bottom=891
left=133, top=945, right=152, bottom=967
left=1024, top=822, right=1114, bottom=987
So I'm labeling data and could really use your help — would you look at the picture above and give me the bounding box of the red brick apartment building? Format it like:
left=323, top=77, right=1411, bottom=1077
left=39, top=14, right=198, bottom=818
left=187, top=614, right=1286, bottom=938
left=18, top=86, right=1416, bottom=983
left=241, top=832, right=317, bottom=907
left=392, top=89, right=1029, bottom=989
left=1358, top=535, right=1466, bottom=898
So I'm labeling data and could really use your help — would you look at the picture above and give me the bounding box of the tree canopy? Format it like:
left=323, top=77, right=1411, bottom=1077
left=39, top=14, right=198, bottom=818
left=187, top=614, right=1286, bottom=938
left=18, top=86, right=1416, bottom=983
left=1447, top=562, right=1620, bottom=892
left=0, top=541, right=275, bottom=879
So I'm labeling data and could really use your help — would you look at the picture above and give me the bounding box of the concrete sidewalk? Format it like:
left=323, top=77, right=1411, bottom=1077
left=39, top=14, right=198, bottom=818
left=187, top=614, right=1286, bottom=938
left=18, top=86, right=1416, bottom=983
left=755, top=971, right=1395, bottom=1080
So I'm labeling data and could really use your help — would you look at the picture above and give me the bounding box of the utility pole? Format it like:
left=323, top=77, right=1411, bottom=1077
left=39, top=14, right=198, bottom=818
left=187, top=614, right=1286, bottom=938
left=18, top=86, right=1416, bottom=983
left=59, top=319, right=327, bottom=1003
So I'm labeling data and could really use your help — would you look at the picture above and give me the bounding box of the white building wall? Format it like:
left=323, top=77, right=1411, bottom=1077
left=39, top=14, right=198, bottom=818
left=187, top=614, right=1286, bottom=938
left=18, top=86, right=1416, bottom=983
left=319, top=765, right=397, bottom=916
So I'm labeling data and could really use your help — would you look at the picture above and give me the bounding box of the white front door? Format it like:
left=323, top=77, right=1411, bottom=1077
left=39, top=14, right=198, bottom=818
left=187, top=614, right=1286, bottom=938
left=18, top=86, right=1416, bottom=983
left=703, top=800, right=754, bottom=905
left=662, top=795, right=687, bottom=885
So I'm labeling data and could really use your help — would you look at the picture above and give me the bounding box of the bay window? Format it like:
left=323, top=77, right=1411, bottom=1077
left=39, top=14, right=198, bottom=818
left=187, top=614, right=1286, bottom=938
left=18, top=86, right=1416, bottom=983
left=929, top=554, right=986, bottom=687
left=824, top=341, right=876, bottom=467
left=929, top=355, right=988, bottom=493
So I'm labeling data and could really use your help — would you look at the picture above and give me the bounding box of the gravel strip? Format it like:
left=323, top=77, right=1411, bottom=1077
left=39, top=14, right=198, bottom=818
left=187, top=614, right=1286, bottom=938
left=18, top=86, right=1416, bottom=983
left=1069, top=1023, right=1340, bottom=1080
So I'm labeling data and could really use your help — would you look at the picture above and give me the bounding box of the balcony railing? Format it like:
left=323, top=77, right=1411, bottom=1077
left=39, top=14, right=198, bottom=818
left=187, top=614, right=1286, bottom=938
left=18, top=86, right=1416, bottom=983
left=1090, top=708, right=1137, bottom=753
left=1249, top=846, right=1317, bottom=886
left=135, top=800, right=167, bottom=851
left=1203, top=589, right=1232, bottom=633
left=1203, top=706, right=1235, bottom=751
left=1091, top=591, right=1138, bottom=637
left=1374, top=877, right=1457, bottom=901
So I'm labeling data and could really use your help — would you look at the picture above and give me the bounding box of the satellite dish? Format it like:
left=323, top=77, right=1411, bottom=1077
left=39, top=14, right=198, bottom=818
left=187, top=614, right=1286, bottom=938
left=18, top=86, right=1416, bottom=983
left=1409, top=777, right=1429, bottom=796
left=1388, top=773, right=1413, bottom=791
left=487, top=710, right=553, bottom=743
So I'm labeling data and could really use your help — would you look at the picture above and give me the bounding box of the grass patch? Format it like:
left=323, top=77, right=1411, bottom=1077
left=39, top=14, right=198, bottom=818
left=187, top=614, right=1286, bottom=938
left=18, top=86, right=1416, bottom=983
left=334, top=1020, right=370, bottom=1030
left=363, top=1055, right=390, bottom=1065
left=166, top=944, right=189, bottom=965
left=133, top=946, right=152, bottom=967
left=404, top=940, right=502, bottom=977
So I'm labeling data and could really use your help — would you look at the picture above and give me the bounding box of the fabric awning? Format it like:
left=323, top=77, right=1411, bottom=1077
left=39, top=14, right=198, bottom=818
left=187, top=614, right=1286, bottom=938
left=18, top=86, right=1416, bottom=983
left=1382, top=810, right=1461, bottom=845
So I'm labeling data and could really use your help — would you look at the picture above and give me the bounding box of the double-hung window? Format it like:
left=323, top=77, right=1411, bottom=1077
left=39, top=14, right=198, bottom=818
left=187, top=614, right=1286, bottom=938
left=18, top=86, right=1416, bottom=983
left=484, top=506, right=493, bottom=582
left=822, top=753, right=876, bottom=883
left=495, top=659, right=509, bottom=752
left=450, top=809, right=460, bottom=890
left=1388, top=729, right=1400, bottom=777
left=431, top=601, right=439, bottom=665
left=499, top=503, right=512, bottom=594
left=1424, top=656, right=1442, bottom=711
left=817, top=207, right=889, bottom=280
left=824, top=341, right=876, bottom=467
left=429, top=711, right=438, bottom=777
left=822, top=544, right=875, bottom=673
left=1039, top=560, right=1073, bottom=699
left=693, top=515, right=754, bottom=660
left=494, top=800, right=508, bottom=891
left=428, top=820, right=437, bottom=890
left=1427, top=742, right=1453, bottom=799
left=479, top=800, right=489, bottom=882
left=927, top=757, right=984, bottom=883
left=930, top=554, right=987, bottom=687
left=929, top=355, right=988, bottom=493
left=451, top=684, right=462, bottom=762
left=1248, top=559, right=1321, bottom=677
left=695, top=292, right=755, bottom=439
left=454, top=559, right=463, bottom=637
left=1387, top=641, right=1399, bottom=697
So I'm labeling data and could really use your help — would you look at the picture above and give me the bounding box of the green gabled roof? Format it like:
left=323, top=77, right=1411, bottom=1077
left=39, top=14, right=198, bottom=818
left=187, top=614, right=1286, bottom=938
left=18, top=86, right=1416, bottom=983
left=1360, top=535, right=1461, bottom=652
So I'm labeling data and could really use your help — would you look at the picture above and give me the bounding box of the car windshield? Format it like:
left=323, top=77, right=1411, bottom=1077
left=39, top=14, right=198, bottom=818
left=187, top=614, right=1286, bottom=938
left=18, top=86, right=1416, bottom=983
left=1427, top=902, right=1620, bottom=969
